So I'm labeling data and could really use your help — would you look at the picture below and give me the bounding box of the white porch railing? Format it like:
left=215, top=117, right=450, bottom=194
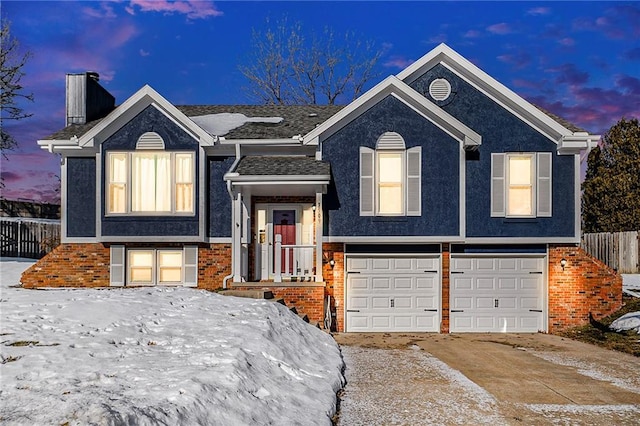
left=274, top=234, right=315, bottom=282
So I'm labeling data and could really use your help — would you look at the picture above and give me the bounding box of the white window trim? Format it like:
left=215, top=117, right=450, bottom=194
left=506, top=153, right=536, bottom=218
left=106, top=151, right=195, bottom=216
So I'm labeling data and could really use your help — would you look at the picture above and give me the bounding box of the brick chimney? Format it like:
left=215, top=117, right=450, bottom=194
left=65, top=72, right=116, bottom=126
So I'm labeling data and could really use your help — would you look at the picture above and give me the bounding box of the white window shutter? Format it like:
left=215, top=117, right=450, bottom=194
left=536, top=152, right=552, bottom=217
left=406, top=146, right=422, bottom=216
left=184, top=246, right=198, bottom=287
left=491, top=153, right=506, bottom=217
left=360, top=147, right=375, bottom=216
left=110, top=245, right=125, bottom=287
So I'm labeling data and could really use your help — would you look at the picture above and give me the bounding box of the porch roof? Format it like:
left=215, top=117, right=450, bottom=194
left=234, top=156, right=330, bottom=176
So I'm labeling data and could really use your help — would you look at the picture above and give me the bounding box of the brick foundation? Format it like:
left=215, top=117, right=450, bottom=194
left=21, top=243, right=111, bottom=288
left=548, top=244, right=622, bottom=333
left=20, top=242, right=232, bottom=290
left=230, top=284, right=326, bottom=325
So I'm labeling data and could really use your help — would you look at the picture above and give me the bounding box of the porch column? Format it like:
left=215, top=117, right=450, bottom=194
left=315, top=191, right=323, bottom=282
left=233, top=192, right=243, bottom=282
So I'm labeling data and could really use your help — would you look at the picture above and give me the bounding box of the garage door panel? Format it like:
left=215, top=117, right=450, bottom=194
left=416, top=296, right=437, bottom=309
left=498, top=278, right=517, bottom=290
left=450, top=255, right=546, bottom=333
left=372, top=258, right=392, bottom=270
left=416, top=276, right=437, bottom=289
left=477, top=278, right=495, bottom=290
left=349, top=276, right=369, bottom=290
left=417, top=258, right=438, bottom=270
left=454, top=277, right=473, bottom=290
left=372, top=277, right=391, bottom=289
left=476, top=297, right=495, bottom=309
left=394, top=277, right=412, bottom=289
left=350, top=297, right=369, bottom=309
left=346, top=255, right=440, bottom=332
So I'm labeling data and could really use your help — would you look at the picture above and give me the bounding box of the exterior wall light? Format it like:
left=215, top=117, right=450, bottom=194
left=560, top=258, right=567, bottom=270
left=329, top=259, right=335, bottom=267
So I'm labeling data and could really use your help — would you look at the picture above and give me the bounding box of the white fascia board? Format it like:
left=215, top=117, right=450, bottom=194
left=323, top=236, right=465, bottom=243
left=303, top=75, right=481, bottom=147
left=219, top=137, right=303, bottom=145
left=77, top=85, right=214, bottom=149
left=226, top=175, right=330, bottom=184
left=463, top=237, right=581, bottom=244
left=397, top=43, right=579, bottom=144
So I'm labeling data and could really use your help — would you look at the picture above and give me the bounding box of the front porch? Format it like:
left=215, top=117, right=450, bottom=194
left=223, top=155, right=330, bottom=284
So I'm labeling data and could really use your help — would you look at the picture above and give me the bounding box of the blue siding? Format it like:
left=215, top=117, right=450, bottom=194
left=208, top=157, right=233, bottom=237
left=67, top=158, right=96, bottom=237
left=410, top=64, right=575, bottom=238
left=101, top=105, right=200, bottom=237
left=323, top=95, right=460, bottom=237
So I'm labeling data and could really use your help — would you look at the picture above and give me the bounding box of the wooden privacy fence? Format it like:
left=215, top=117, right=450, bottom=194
left=0, top=218, right=60, bottom=259
left=581, top=231, right=640, bottom=274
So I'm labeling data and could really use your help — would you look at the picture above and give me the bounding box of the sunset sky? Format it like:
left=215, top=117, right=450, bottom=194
left=1, top=1, right=639, bottom=204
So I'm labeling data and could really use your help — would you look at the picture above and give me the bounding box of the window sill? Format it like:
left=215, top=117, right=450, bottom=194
left=372, top=216, right=408, bottom=223
left=502, top=218, right=540, bottom=223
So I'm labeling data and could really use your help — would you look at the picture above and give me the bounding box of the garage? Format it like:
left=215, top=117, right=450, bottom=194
left=345, top=255, right=441, bottom=332
left=449, top=256, right=546, bottom=332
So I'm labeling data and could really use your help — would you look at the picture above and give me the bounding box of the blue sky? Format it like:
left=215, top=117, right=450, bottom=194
left=1, top=1, right=639, bottom=203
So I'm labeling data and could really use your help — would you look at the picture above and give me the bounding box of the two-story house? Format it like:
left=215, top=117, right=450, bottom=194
left=23, top=44, right=621, bottom=333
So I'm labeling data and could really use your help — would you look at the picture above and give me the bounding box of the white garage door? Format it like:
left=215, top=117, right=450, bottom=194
left=450, top=256, right=546, bottom=333
left=346, top=256, right=440, bottom=332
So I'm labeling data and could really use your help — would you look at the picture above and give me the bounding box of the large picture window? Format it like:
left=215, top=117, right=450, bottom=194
left=107, top=151, right=195, bottom=215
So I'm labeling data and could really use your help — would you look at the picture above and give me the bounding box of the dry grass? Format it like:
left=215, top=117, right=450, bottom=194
left=558, top=295, right=640, bottom=357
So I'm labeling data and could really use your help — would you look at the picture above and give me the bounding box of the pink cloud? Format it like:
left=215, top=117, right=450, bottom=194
left=546, top=63, right=589, bottom=86
left=427, top=34, right=447, bottom=44
left=497, top=51, right=532, bottom=69
left=128, top=0, right=223, bottom=20
left=82, top=2, right=117, bottom=19
left=383, top=56, right=414, bottom=69
left=463, top=30, right=481, bottom=38
left=527, top=7, right=550, bottom=16
left=487, top=23, right=513, bottom=35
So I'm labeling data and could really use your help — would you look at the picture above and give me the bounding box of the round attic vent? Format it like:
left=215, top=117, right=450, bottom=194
left=429, top=78, right=452, bottom=101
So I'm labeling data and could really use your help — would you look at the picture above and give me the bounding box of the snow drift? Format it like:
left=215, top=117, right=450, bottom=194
left=0, top=259, right=344, bottom=425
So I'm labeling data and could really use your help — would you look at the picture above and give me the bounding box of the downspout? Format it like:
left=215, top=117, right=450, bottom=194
left=222, top=144, right=242, bottom=289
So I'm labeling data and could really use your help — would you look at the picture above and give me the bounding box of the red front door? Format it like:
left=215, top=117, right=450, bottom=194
left=273, top=210, right=296, bottom=274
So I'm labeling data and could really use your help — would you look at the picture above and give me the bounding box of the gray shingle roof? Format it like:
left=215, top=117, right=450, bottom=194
left=43, top=105, right=344, bottom=141
left=41, top=101, right=590, bottom=142
left=234, top=156, right=330, bottom=176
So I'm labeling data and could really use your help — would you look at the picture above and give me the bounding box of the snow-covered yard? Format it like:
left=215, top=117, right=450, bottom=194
left=0, top=258, right=344, bottom=425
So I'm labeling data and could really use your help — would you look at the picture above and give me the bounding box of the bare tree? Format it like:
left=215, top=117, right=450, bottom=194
left=239, top=18, right=382, bottom=105
left=1, top=19, right=33, bottom=156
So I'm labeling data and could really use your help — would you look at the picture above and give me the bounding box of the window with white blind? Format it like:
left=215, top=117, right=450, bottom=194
left=106, top=151, right=194, bottom=215
left=360, top=132, right=421, bottom=217
left=491, top=152, right=552, bottom=218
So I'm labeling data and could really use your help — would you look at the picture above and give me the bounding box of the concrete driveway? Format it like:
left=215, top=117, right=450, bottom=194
left=334, top=333, right=640, bottom=425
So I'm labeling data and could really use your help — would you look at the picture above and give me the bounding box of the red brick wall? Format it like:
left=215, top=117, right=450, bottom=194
left=21, top=243, right=232, bottom=290
left=440, top=244, right=450, bottom=333
left=231, top=284, right=325, bottom=325
left=322, top=243, right=344, bottom=331
left=548, top=244, right=623, bottom=333
left=21, top=243, right=111, bottom=288
left=197, top=243, right=232, bottom=290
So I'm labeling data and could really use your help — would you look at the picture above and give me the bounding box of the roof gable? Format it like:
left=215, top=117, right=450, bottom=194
left=303, top=75, right=481, bottom=149
left=396, top=43, right=599, bottom=150
left=39, top=85, right=215, bottom=153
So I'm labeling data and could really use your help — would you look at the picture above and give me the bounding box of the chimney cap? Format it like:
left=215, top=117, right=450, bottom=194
left=86, top=71, right=100, bottom=82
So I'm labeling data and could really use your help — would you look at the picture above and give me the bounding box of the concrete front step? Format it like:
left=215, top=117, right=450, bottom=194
left=219, top=289, right=274, bottom=300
